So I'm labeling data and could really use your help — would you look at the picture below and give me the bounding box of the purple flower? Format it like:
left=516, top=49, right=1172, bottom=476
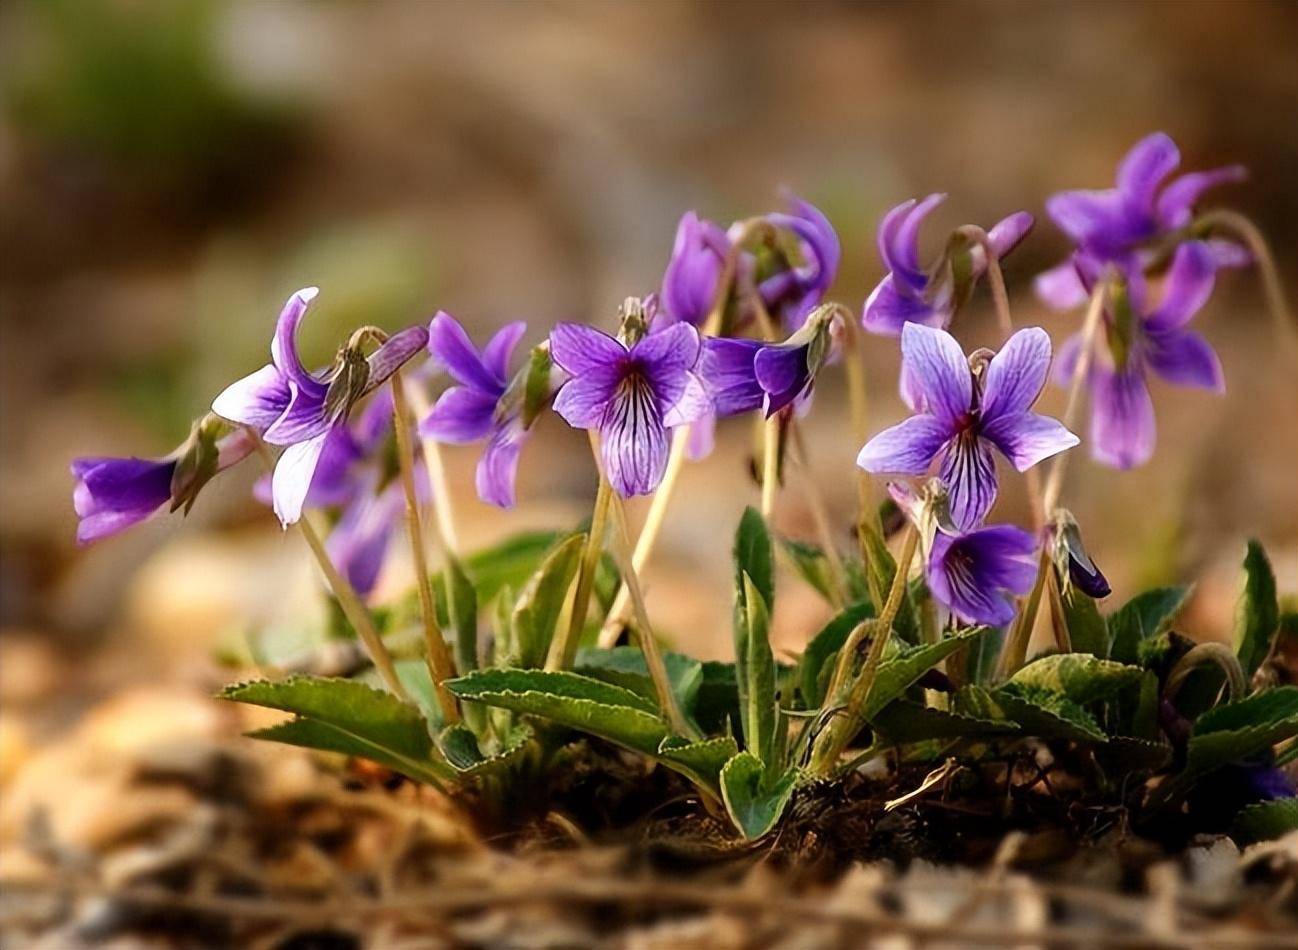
left=700, top=309, right=834, bottom=418
left=863, top=194, right=1033, bottom=336
left=1055, top=241, right=1223, bottom=469
left=1050, top=514, right=1111, bottom=600
left=550, top=322, right=710, bottom=496
left=756, top=194, right=840, bottom=331
left=661, top=212, right=732, bottom=327
left=858, top=324, right=1078, bottom=528
left=420, top=312, right=532, bottom=509
left=1035, top=132, right=1246, bottom=310
left=324, top=470, right=406, bottom=598
left=926, top=523, right=1038, bottom=627
left=71, top=423, right=254, bottom=545
left=211, top=288, right=428, bottom=526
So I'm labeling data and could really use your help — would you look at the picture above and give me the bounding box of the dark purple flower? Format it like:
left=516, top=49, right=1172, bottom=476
left=661, top=212, right=732, bottom=327
left=926, top=523, right=1038, bottom=627
left=1035, top=132, right=1246, bottom=310
left=858, top=324, right=1078, bottom=528
left=1055, top=241, right=1223, bottom=469
left=700, top=309, right=834, bottom=418
left=863, top=195, right=1033, bottom=336
left=550, top=322, right=710, bottom=497
left=421, top=312, right=536, bottom=509
left=211, top=288, right=428, bottom=525
left=757, top=194, right=840, bottom=331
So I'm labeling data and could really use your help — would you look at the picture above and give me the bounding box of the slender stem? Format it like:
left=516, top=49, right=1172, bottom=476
left=545, top=449, right=613, bottom=672
left=403, top=379, right=461, bottom=553
left=1041, top=281, right=1109, bottom=517
left=838, top=313, right=887, bottom=608
left=247, top=431, right=409, bottom=701
left=760, top=414, right=780, bottom=517
left=996, top=546, right=1051, bottom=681
left=1198, top=209, right=1296, bottom=349
left=788, top=426, right=848, bottom=607
left=390, top=373, right=460, bottom=724
left=1043, top=567, right=1074, bottom=655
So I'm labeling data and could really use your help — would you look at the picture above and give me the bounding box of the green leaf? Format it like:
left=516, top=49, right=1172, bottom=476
left=779, top=536, right=838, bottom=604
left=1183, top=687, right=1298, bottom=777
left=444, top=555, right=479, bottom=675
left=1108, top=586, right=1192, bottom=665
left=734, top=507, right=774, bottom=611
left=521, top=342, right=555, bottom=427
left=797, top=602, right=874, bottom=708
left=991, top=685, right=1107, bottom=742
left=719, top=752, right=798, bottom=839
left=446, top=668, right=670, bottom=756
left=1098, top=736, right=1173, bottom=773
left=963, top=624, right=1005, bottom=686
left=870, top=700, right=1017, bottom=744
left=576, top=647, right=703, bottom=720
left=224, top=676, right=452, bottom=785
left=511, top=533, right=584, bottom=668
left=861, top=629, right=988, bottom=722
left=438, top=722, right=536, bottom=778
left=657, top=735, right=739, bottom=793
left=1234, top=540, right=1279, bottom=679
left=465, top=531, right=566, bottom=605
left=1062, top=590, right=1108, bottom=658
left=694, top=662, right=741, bottom=736
left=858, top=520, right=919, bottom=644
left=1231, top=798, right=1298, bottom=847
left=1006, top=653, right=1142, bottom=705
left=740, top=572, right=778, bottom=765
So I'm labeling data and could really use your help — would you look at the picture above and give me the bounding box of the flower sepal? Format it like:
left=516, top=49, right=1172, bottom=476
left=169, top=414, right=254, bottom=515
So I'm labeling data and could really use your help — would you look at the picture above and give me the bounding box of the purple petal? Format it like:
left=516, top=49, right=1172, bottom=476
left=661, top=212, right=728, bottom=326
left=899, top=362, right=926, bottom=412
left=1145, top=329, right=1225, bottom=392
left=986, top=211, right=1035, bottom=259
left=928, top=524, right=1037, bottom=627
left=72, top=456, right=175, bottom=540
left=1145, top=241, right=1215, bottom=333
left=326, top=479, right=400, bottom=598
left=476, top=418, right=527, bottom=509
left=420, top=385, right=499, bottom=443
left=1116, top=132, right=1180, bottom=212
left=1205, top=237, right=1251, bottom=270
left=1089, top=365, right=1156, bottom=470
left=272, top=430, right=332, bottom=526
left=1033, top=260, right=1089, bottom=311
left=270, top=288, right=327, bottom=399
left=549, top=323, right=627, bottom=381
left=365, top=325, right=429, bottom=392
left=600, top=380, right=669, bottom=497
left=262, top=385, right=330, bottom=446
left=662, top=372, right=712, bottom=428
left=1156, top=165, right=1246, bottom=229
left=982, top=412, right=1079, bottom=472
left=480, top=321, right=527, bottom=382
left=937, top=433, right=998, bottom=530
left=553, top=375, right=619, bottom=429
left=212, top=364, right=291, bottom=430
left=304, top=426, right=365, bottom=508
left=428, top=312, right=503, bottom=394
left=700, top=337, right=764, bottom=417
left=352, top=389, right=395, bottom=453
left=685, top=411, right=716, bottom=461
left=862, top=274, right=949, bottom=336
left=980, top=327, right=1052, bottom=421
left=753, top=343, right=810, bottom=416
left=879, top=194, right=945, bottom=294
left=76, top=509, right=158, bottom=545
left=856, top=415, right=953, bottom=475
left=1045, top=189, right=1135, bottom=251
left=632, top=322, right=701, bottom=381
left=900, top=323, right=972, bottom=426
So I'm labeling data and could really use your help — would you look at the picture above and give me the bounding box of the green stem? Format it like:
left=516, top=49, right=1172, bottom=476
left=545, top=456, right=613, bottom=672
left=996, top=546, right=1050, bottom=681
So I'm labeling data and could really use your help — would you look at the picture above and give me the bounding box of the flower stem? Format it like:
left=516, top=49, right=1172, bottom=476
left=545, top=449, right=613, bottom=672
left=996, top=545, right=1050, bottom=681
left=837, top=312, right=887, bottom=609
left=760, top=414, right=781, bottom=518
left=788, top=425, right=848, bottom=608
left=390, top=372, right=460, bottom=724
left=403, top=378, right=461, bottom=553
left=247, top=430, right=410, bottom=702
left=1198, top=209, right=1296, bottom=350
left=809, top=524, right=918, bottom=776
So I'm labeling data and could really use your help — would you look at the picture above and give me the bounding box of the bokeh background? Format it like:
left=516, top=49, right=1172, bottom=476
left=2, top=0, right=1296, bottom=754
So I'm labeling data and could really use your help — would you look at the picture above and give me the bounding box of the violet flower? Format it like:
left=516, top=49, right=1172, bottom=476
left=858, top=324, right=1078, bottom=528
left=420, top=312, right=536, bottom=509
left=757, top=194, right=840, bottom=331
left=700, top=308, right=834, bottom=418
left=926, top=523, right=1038, bottom=627
left=1055, top=241, right=1223, bottom=469
left=863, top=194, right=1034, bottom=335
left=661, top=212, right=732, bottom=327
left=211, top=288, right=428, bottom=526
left=324, top=469, right=406, bottom=598
left=550, top=322, right=710, bottom=496
left=1036, top=132, right=1247, bottom=310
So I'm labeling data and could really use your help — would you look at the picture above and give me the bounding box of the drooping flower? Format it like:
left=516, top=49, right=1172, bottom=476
left=757, top=194, right=840, bottom=331
left=1035, top=132, right=1247, bottom=310
left=858, top=324, right=1078, bottom=528
left=211, top=288, right=428, bottom=526
left=419, top=312, right=546, bottom=509
left=71, top=417, right=255, bottom=545
left=661, top=212, right=732, bottom=327
left=549, top=322, right=710, bottom=496
left=700, top=306, right=835, bottom=418
left=863, top=195, right=1034, bottom=336
left=926, top=523, right=1038, bottom=627
left=1056, top=241, right=1223, bottom=469
left=1048, top=510, right=1111, bottom=599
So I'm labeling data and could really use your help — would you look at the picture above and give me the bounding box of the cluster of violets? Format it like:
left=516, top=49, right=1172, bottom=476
left=73, top=132, right=1247, bottom=629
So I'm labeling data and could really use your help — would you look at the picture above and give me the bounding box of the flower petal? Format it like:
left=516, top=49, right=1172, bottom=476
left=661, top=211, right=728, bottom=326
left=1145, top=241, right=1215, bottom=333
left=1156, top=165, right=1247, bottom=229
left=365, top=325, right=429, bottom=392
left=1145, top=329, right=1225, bottom=392
left=937, top=433, right=999, bottom=529
left=480, top=321, right=527, bottom=382
left=76, top=509, right=159, bottom=545
left=880, top=194, right=945, bottom=293
left=856, top=415, right=953, bottom=475
left=862, top=274, right=948, bottom=336
left=1045, top=189, right=1130, bottom=249
left=262, top=385, right=330, bottom=446
left=927, top=527, right=1032, bottom=627
left=1033, top=259, right=1089, bottom=311
left=1116, top=132, right=1180, bottom=212
left=74, top=456, right=174, bottom=519
left=633, top=321, right=701, bottom=381
left=986, top=211, right=1035, bottom=259
left=549, top=322, right=627, bottom=381
left=900, top=323, right=972, bottom=426
left=272, top=430, right=332, bottom=526
left=754, top=343, right=810, bottom=415
left=1089, top=365, right=1156, bottom=470
left=476, top=419, right=527, bottom=509
left=685, top=411, right=716, bottom=461
left=420, top=385, right=499, bottom=443
left=270, top=288, right=327, bottom=398
left=982, top=412, right=1079, bottom=472
left=428, top=311, right=502, bottom=393
left=700, top=337, right=764, bottom=417
left=552, top=375, right=619, bottom=429
left=600, top=380, right=669, bottom=497
left=980, top=327, right=1053, bottom=421
left=1052, top=332, right=1085, bottom=388
left=212, top=364, right=292, bottom=430
left=662, top=371, right=712, bottom=428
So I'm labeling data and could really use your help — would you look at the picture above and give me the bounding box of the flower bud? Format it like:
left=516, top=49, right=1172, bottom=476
left=1048, top=509, right=1111, bottom=599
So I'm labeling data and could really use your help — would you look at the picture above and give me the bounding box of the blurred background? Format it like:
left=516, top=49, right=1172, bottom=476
left=2, top=0, right=1296, bottom=757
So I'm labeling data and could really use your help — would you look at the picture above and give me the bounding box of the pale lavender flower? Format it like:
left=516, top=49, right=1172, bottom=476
left=324, top=469, right=406, bottom=598
left=211, top=288, right=427, bottom=526
left=1055, top=241, right=1223, bottom=469
left=550, top=322, right=710, bottom=496
left=858, top=324, right=1078, bottom=528
left=863, top=195, right=1033, bottom=336
left=420, top=312, right=532, bottom=509
left=1035, top=132, right=1247, bottom=310
left=661, top=212, right=732, bottom=327
left=926, top=523, right=1038, bottom=627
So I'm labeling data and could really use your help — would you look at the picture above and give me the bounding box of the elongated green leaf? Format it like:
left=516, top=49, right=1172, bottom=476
left=870, top=700, right=1016, bottom=744
left=1234, top=540, right=1278, bottom=679
left=657, top=735, right=738, bottom=793
left=444, top=555, right=479, bottom=675
left=858, top=520, right=919, bottom=644
left=224, top=676, right=452, bottom=785
left=438, top=722, right=535, bottom=778
left=734, top=507, right=775, bottom=611
left=797, top=602, right=874, bottom=708
left=512, top=534, right=584, bottom=668
left=695, top=661, right=740, bottom=736
left=1108, top=586, right=1192, bottom=665
left=741, top=573, right=777, bottom=765
left=1231, top=798, right=1298, bottom=846
left=963, top=624, right=1005, bottom=686
left=779, top=536, right=838, bottom=604
left=719, top=752, right=798, bottom=839
left=1007, top=653, right=1142, bottom=705
left=992, top=685, right=1107, bottom=742
left=446, top=668, right=670, bottom=756
left=1063, top=590, right=1108, bottom=658
left=861, top=629, right=987, bottom=722
left=576, top=647, right=703, bottom=718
